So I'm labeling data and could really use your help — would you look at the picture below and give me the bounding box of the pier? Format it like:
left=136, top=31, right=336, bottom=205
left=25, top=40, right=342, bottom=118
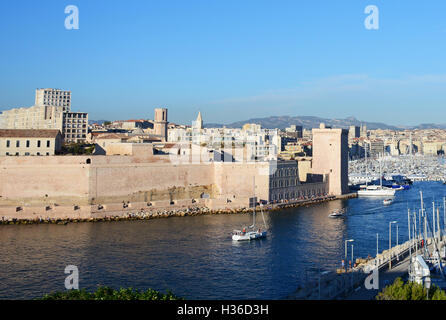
left=289, top=235, right=446, bottom=300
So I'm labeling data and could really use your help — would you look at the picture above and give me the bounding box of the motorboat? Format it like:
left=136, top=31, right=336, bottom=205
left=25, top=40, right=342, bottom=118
left=329, top=208, right=346, bottom=218
left=383, top=198, right=393, bottom=205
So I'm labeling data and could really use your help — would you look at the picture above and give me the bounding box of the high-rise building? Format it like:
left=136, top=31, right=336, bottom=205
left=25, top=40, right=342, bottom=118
left=35, top=88, right=71, bottom=111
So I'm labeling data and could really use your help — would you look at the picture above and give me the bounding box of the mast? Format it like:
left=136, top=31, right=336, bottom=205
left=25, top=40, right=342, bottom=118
left=365, top=143, right=369, bottom=187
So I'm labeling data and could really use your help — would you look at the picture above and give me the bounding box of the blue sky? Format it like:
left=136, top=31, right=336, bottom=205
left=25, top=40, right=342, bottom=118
left=1, top=0, right=446, bottom=126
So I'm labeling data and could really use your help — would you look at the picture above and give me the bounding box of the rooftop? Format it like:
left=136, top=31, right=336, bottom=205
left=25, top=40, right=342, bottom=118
left=0, top=129, right=61, bottom=138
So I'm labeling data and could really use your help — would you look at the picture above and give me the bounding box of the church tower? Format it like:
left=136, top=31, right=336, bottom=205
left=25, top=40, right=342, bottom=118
left=193, top=111, right=203, bottom=130
left=154, top=108, right=168, bottom=141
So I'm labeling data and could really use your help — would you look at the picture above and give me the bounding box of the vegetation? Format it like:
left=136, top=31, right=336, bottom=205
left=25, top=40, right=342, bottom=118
left=376, top=277, right=446, bottom=300
left=61, top=143, right=95, bottom=155
left=41, top=286, right=181, bottom=300
left=103, top=121, right=112, bottom=126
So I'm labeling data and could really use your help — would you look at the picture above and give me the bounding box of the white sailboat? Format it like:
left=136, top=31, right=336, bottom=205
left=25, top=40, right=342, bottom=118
left=232, top=178, right=267, bottom=241
left=357, top=150, right=396, bottom=197
left=232, top=204, right=267, bottom=241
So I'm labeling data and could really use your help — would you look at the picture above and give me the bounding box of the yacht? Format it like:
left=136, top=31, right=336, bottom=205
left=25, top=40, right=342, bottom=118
left=358, top=185, right=396, bottom=197
left=358, top=151, right=396, bottom=197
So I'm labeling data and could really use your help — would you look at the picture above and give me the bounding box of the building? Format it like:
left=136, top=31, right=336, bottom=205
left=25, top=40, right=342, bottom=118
left=311, top=123, right=349, bottom=195
left=348, top=125, right=360, bottom=141
left=35, top=88, right=71, bottom=111
left=193, top=112, right=203, bottom=130
left=369, top=139, right=385, bottom=157
left=285, top=125, right=303, bottom=138
left=154, top=108, right=168, bottom=141
left=0, top=89, right=88, bottom=144
left=62, top=111, right=88, bottom=143
left=0, top=129, right=62, bottom=156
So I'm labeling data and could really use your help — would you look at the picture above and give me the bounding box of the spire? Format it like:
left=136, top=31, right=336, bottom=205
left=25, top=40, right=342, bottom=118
left=194, top=111, right=203, bottom=129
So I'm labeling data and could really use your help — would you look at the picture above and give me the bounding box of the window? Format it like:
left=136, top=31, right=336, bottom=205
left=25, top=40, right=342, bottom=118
left=25, top=152, right=30, bottom=156
left=6, top=140, right=10, bottom=148
left=37, top=140, right=41, bottom=147
left=37, top=152, right=40, bottom=156
left=5, top=152, right=9, bottom=156
left=26, top=140, right=30, bottom=148
left=16, top=140, right=20, bottom=147
left=46, top=152, right=49, bottom=156
left=46, top=140, right=50, bottom=147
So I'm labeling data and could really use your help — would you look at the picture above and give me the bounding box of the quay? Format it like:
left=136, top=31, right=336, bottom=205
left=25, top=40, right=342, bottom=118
left=0, top=193, right=357, bottom=225
left=288, top=235, right=446, bottom=300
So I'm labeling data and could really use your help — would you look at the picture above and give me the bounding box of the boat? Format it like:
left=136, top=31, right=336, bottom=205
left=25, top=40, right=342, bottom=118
left=329, top=208, right=346, bottom=218
left=232, top=228, right=267, bottom=241
left=383, top=198, right=393, bottom=205
left=358, top=185, right=396, bottom=197
left=357, top=152, right=396, bottom=197
left=232, top=183, right=268, bottom=241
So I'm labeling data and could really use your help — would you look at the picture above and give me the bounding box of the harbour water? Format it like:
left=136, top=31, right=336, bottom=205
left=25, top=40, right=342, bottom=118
left=1, top=181, right=446, bottom=300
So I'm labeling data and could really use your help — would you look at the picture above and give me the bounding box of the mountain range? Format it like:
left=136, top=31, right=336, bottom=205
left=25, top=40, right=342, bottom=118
left=204, top=116, right=446, bottom=130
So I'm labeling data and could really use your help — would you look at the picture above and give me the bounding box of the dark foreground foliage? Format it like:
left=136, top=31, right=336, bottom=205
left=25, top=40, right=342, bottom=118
left=376, top=277, right=446, bottom=300
left=41, top=286, right=181, bottom=300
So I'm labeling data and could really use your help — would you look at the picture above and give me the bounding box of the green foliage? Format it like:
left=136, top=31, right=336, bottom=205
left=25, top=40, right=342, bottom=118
left=40, top=286, right=181, bottom=300
left=61, top=143, right=95, bottom=155
left=103, top=121, right=112, bottom=126
left=376, top=277, right=446, bottom=300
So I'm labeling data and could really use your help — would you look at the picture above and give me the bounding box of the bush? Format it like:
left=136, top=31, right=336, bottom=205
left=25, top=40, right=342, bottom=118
left=376, top=277, right=446, bottom=300
left=60, top=143, right=95, bottom=155
left=40, top=286, right=181, bottom=300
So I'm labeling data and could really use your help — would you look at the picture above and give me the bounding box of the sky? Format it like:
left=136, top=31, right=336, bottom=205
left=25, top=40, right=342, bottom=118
left=1, top=0, right=446, bottom=126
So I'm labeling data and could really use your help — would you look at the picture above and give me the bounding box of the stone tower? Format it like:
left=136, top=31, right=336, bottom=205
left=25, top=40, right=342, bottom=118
left=154, top=108, right=168, bottom=141
left=312, top=124, right=349, bottom=195
left=193, top=111, right=203, bottom=130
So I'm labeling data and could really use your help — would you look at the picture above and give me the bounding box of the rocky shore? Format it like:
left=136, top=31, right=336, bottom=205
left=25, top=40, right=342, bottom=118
left=0, top=194, right=356, bottom=226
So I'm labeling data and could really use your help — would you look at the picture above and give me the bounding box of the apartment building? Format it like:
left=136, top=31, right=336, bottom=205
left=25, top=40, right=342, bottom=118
left=35, top=88, right=71, bottom=111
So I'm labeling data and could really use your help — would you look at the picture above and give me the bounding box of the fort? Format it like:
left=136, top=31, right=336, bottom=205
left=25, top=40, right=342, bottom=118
left=0, top=124, right=349, bottom=222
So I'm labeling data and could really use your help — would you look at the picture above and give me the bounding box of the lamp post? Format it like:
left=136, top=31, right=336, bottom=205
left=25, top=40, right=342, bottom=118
left=389, top=221, right=397, bottom=269
left=376, top=233, right=379, bottom=257
left=345, top=239, right=354, bottom=270
left=396, top=224, right=399, bottom=261
left=351, top=244, right=354, bottom=268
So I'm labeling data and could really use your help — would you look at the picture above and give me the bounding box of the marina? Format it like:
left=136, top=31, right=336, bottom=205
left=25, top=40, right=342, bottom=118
left=1, top=181, right=446, bottom=299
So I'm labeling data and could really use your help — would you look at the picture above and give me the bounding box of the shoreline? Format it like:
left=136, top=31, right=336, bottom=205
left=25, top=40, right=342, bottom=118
left=0, top=193, right=357, bottom=226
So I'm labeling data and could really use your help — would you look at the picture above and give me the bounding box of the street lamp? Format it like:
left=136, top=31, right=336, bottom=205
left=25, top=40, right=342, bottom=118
left=345, top=239, right=354, bottom=270
left=376, top=233, right=379, bottom=257
left=389, top=221, right=397, bottom=269
left=351, top=244, right=354, bottom=268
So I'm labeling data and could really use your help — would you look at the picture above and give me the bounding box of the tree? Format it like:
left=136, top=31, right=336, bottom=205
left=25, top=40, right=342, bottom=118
left=376, top=277, right=446, bottom=300
left=41, top=286, right=181, bottom=300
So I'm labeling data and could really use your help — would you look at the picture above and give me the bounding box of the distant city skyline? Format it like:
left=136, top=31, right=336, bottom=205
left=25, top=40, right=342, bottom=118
left=1, top=1, right=446, bottom=126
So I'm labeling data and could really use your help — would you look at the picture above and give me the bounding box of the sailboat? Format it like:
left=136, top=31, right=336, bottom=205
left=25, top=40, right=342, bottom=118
left=357, top=150, right=396, bottom=197
left=232, top=181, right=268, bottom=241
